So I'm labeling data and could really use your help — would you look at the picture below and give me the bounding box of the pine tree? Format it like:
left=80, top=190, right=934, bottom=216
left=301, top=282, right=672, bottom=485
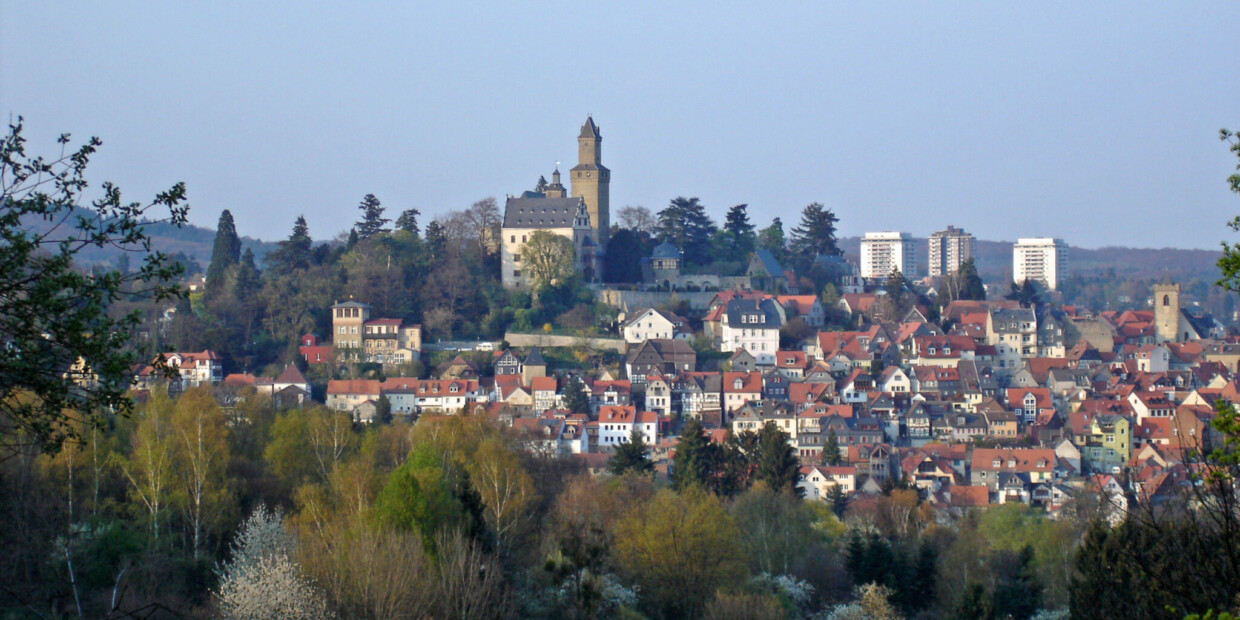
left=827, top=484, right=850, bottom=518
left=823, top=427, right=843, bottom=465
left=609, top=429, right=654, bottom=476
left=672, top=418, right=713, bottom=490
left=266, top=215, right=313, bottom=275
left=425, top=220, right=447, bottom=257
left=206, top=209, right=241, bottom=296
left=656, top=196, right=716, bottom=266
left=757, top=217, right=788, bottom=264
left=535, top=175, right=548, bottom=193
left=959, top=258, right=986, bottom=300
left=789, top=202, right=841, bottom=267
left=355, top=193, right=390, bottom=239
left=755, top=422, right=801, bottom=495
left=395, top=208, right=421, bottom=236
left=561, top=376, right=590, bottom=414
left=723, top=203, right=755, bottom=255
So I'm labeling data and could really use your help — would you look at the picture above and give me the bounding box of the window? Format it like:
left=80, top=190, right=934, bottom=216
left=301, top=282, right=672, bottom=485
left=514, top=254, right=521, bottom=263
left=514, top=270, right=521, bottom=277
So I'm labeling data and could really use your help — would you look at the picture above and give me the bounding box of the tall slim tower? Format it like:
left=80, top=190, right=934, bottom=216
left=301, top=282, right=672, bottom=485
left=570, top=117, right=610, bottom=246
left=1153, top=282, right=1181, bottom=343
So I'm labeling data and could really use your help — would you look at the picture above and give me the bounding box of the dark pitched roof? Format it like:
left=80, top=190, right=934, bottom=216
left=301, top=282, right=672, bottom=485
left=579, top=116, right=600, bottom=139
left=725, top=298, right=782, bottom=328
left=524, top=347, right=546, bottom=366
left=275, top=364, right=307, bottom=385
left=651, top=242, right=681, bottom=259
left=502, top=196, right=586, bottom=228
left=750, top=248, right=785, bottom=277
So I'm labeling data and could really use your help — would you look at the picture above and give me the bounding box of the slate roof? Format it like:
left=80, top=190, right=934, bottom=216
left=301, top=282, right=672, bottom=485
left=524, top=347, right=546, bottom=366
left=651, top=241, right=681, bottom=259
left=724, top=298, right=782, bottom=327
left=502, top=196, right=586, bottom=228
left=751, top=248, right=785, bottom=277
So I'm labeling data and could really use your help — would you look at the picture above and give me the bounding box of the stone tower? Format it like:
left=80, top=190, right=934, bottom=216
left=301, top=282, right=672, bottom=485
left=1153, top=282, right=1180, bottom=343
left=570, top=117, right=610, bottom=246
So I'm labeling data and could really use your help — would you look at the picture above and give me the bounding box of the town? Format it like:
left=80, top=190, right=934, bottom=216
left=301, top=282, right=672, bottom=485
left=50, top=117, right=1231, bottom=619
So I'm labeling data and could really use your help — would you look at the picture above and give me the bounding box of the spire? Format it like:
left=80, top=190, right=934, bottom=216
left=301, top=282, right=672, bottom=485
left=579, top=116, right=600, bottom=139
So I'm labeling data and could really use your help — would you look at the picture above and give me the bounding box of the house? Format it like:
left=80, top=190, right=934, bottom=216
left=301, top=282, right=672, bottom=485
left=877, top=367, right=912, bottom=394
left=531, top=376, right=560, bottom=412
left=493, top=349, right=522, bottom=377
left=326, top=379, right=382, bottom=415
left=777, top=295, right=826, bottom=327
left=597, top=406, right=657, bottom=448
left=621, top=307, right=689, bottom=344
left=625, top=339, right=696, bottom=384
left=722, top=371, right=763, bottom=414
left=799, top=466, right=857, bottom=500
left=1080, top=413, right=1131, bottom=474
left=644, top=374, right=675, bottom=417
left=969, top=448, right=1056, bottom=490
left=273, top=364, right=311, bottom=395
left=298, top=334, right=334, bottom=366
left=747, top=248, right=795, bottom=293
left=1006, top=387, right=1054, bottom=424
left=987, top=308, right=1038, bottom=358
left=164, top=350, right=224, bottom=387
left=720, top=298, right=783, bottom=365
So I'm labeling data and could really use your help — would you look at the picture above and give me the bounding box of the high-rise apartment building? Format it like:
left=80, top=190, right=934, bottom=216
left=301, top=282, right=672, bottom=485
left=860, top=231, right=915, bottom=279
left=928, top=225, right=975, bottom=277
left=1012, top=238, right=1069, bottom=290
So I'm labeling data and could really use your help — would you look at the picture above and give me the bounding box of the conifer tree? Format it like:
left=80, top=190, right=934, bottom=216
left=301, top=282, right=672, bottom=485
left=395, top=208, right=421, bottom=236
left=266, top=216, right=312, bottom=275
left=823, top=427, right=843, bottom=465
left=755, top=422, right=801, bottom=495
left=355, top=193, right=389, bottom=239
left=789, top=202, right=841, bottom=267
left=206, top=209, right=241, bottom=296
left=561, top=376, right=590, bottom=414
left=723, top=203, right=755, bottom=255
left=671, top=418, right=713, bottom=490
left=609, top=429, right=654, bottom=476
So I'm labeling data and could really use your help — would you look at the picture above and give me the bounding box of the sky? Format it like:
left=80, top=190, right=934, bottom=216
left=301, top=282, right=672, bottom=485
left=2, top=3, right=1239, bottom=250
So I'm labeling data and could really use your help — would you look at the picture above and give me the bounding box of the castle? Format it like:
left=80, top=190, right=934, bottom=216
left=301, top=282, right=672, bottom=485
left=501, top=117, right=610, bottom=288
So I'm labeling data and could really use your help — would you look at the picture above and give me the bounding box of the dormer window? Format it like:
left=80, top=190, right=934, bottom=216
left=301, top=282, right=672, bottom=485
left=992, top=459, right=1001, bottom=467
left=1007, top=460, right=1016, bottom=468
left=734, top=379, right=744, bottom=389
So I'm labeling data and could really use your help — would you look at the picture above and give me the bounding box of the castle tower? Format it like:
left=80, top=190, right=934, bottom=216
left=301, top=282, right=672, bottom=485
left=570, top=117, right=610, bottom=246
left=545, top=168, right=567, bottom=198
left=1153, top=282, right=1180, bottom=343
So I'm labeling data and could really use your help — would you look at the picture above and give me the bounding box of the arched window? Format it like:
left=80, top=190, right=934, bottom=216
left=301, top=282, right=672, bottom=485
left=1163, top=295, right=1170, bottom=306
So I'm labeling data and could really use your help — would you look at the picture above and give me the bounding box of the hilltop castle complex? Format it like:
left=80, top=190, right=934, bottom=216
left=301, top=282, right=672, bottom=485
left=501, top=117, right=610, bottom=288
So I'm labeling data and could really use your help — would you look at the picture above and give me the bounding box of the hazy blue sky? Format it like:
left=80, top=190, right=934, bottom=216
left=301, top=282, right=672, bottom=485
left=3, top=3, right=1238, bottom=249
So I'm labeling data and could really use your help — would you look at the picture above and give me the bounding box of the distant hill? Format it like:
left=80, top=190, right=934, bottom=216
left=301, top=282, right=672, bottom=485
left=21, top=209, right=278, bottom=273
left=838, top=236, right=1223, bottom=283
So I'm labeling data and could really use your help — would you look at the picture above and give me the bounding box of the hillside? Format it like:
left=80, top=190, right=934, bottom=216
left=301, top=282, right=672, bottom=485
left=21, top=209, right=278, bottom=273
left=838, top=236, right=1223, bottom=282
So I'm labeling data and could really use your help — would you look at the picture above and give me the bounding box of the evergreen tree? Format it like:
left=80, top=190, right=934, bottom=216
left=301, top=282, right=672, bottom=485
left=755, top=422, right=801, bottom=495
left=424, top=220, right=447, bottom=258
left=959, top=258, right=986, bottom=300
left=561, top=376, right=590, bottom=414
left=235, top=248, right=262, bottom=300
left=375, top=395, right=393, bottom=424
left=207, top=209, right=241, bottom=296
left=603, top=229, right=644, bottom=283
left=347, top=227, right=360, bottom=249
left=992, top=545, right=1041, bottom=620
left=826, top=484, right=849, bottom=518
left=757, top=217, right=788, bottom=264
left=655, top=196, right=716, bottom=266
left=535, top=175, right=548, bottom=193
left=789, top=202, right=841, bottom=267
left=956, top=582, right=990, bottom=620
left=671, top=418, right=713, bottom=490
left=723, top=203, right=755, bottom=255
left=266, top=215, right=312, bottom=274
left=609, top=429, right=654, bottom=476
left=395, top=208, right=421, bottom=236
left=355, top=193, right=390, bottom=239
left=1006, top=278, right=1042, bottom=307
left=823, top=427, right=843, bottom=465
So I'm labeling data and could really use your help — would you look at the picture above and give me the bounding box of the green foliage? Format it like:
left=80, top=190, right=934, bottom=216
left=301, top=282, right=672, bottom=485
left=671, top=418, right=713, bottom=490
left=602, top=228, right=646, bottom=283
left=823, top=428, right=843, bottom=466
left=374, top=444, right=474, bottom=555
left=754, top=422, right=801, bottom=496
left=207, top=209, right=241, bottom=298
left=395, top=208, right=420, bottom=236
left=722, top=203, right=756, bottom=257
left=0, top=118, right=188, bottom=455
left=757, top=217, right=788, bottom=264
left=561, top=376, right=591, bottom=414
left=355, top=193, right=389, bottom=239
left=656, top=196, right=717, bottom=266
left=789, top=202, right=841, bottom=269
left=609, top=429, right=654, bottom=477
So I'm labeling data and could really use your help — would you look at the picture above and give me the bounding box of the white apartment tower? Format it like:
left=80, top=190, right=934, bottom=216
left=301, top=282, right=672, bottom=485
left=860, top=231, right=916, bottom=279
left=928, top=225, right=975, bottom=277
left=1013, top=238, right=1069, bottom=290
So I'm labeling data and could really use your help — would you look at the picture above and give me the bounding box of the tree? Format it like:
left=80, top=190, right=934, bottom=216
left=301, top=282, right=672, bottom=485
left=374, top=395, right=392, bottom=425
left=395, top=208, right=420, bottom=236
left=789, top=202, right=841, bottom=267
left=723, top=203, right=756, bottom=256
left=671, top=418, right=713, bottom=490
left=991, top=545, right=1041, bottom=620
left=617, top=205, right=654, bottom=233
left=171, top=387, right=232, bottom=559
left=355, top=194, right=389, bottom=239
left=827, top=484, right=850, bottom=518
left=823, top=427, right=843, bottom=465
left=757, top=217, right=788, bottom=264
left=615, top=487, right=746, bottom=619
left=1006, top=278, right=1042, bottom=307
left=265, top=215, right=313, bottom=275
left=207, top=209, right=241, bottom=296
left=0, top=118, right=188, bottom=455
left=958, top=258, right=986, bottom=300
left=656, top=196, right=716, bottom=266
left=609, top=429, right=654, bottom=477
left=754, top=422, right=801, bottom=495
left=1217, top=127, right=1240, bottom=292
left=561, top=376, right=590, bottom=414
left=215, top=504, right=334, bottom=620
left=602, top=228, right=644, bottom=283
left=521, top=230, right=576, bottom=290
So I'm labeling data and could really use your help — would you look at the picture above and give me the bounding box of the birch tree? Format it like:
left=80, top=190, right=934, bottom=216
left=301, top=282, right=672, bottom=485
left=118, top=388, right=176, bottom=546
left=171, top=387, right=232, bottom=558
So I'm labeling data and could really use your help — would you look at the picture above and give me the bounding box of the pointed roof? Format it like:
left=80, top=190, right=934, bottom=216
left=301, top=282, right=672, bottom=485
left=275, top=364, right=308, bottom=385
left=525, top=347, right=546, bottom=366
left=579, top=116, right=601, bottom=139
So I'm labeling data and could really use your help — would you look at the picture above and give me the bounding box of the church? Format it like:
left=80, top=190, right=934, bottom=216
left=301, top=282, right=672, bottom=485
left=500, top=117, right=610, bottom=288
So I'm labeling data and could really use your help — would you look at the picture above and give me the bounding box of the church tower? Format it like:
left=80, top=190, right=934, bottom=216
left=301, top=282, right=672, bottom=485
left=1153, top=282, right=1180, bottom=343
left=571, top=117, right=610, bottom=245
